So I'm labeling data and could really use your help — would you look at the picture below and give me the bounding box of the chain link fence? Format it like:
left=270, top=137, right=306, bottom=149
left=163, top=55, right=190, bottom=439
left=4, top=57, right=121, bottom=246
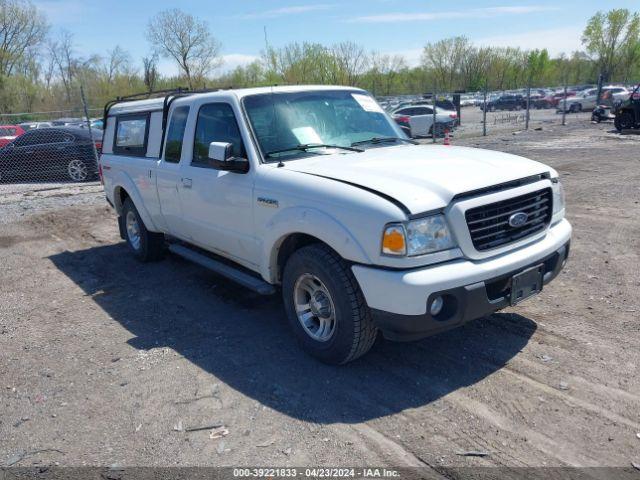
left=0, top=90, right=102, bottom=188
left=376, top=83, right=611, bottom=142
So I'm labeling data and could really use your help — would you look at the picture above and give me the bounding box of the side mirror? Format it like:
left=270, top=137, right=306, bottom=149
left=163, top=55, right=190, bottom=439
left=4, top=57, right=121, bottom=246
left=208, top=142, right=249, bottom=173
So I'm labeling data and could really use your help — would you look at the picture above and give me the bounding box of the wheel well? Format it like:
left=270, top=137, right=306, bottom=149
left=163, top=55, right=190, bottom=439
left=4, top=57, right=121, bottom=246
left=114, top=186, right=130, bottom=214
left=276, top=233, right=326, bottom=283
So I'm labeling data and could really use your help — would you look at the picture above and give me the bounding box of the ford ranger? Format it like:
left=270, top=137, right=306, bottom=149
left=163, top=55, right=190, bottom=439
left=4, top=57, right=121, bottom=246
left=100, top=85, right=571, bottom=364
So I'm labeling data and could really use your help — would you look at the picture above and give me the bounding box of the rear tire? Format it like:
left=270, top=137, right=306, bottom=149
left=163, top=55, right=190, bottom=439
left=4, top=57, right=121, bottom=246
left=615, top=112, right=634, bottom=131
left=122, top=198, right=165, bottom=262
left=282, top=244, right=377, bottom=365
left=67, top=158, right=89, bottom=182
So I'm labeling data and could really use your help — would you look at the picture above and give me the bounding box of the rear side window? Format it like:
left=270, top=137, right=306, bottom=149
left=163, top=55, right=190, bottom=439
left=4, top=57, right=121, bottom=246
left=14, top=131, right=39, bottom=146
left=192, top=103, right=246, bottom=168
left=114, top=114, right=149, bottom=157
left=0, top=127, right=16, bottom=136
left=165, top=106, right=190, bottom=163
left=14, top=130, right=71, bottom=146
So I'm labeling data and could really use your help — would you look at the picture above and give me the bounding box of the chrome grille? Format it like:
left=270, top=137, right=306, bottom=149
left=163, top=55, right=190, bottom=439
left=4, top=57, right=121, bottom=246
left=465, top=188, right=553, bottom=251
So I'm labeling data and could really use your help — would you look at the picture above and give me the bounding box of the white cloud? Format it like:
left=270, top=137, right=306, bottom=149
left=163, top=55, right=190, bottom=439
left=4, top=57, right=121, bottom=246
left=349, top=5, right=558, bottom=23
left=238, top=4, right=334, bottom=19
left=475, top=27, right=584, bottom=57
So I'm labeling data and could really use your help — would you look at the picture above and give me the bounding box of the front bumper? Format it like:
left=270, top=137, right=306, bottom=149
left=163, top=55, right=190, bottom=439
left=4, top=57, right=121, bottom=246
left=352, top=219, right=571, bottom=341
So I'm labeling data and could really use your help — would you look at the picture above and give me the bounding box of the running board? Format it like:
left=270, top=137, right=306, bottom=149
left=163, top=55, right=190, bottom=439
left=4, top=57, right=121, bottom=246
left=168, top=244, right=276, bottom=295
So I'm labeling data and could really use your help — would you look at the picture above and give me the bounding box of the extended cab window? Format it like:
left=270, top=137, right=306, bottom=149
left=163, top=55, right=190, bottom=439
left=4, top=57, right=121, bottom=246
left=165, top=106, right=190, bottom=163
left=192, top=103, right=245, bottom=168
left=114, top=114, right=149, bottom=157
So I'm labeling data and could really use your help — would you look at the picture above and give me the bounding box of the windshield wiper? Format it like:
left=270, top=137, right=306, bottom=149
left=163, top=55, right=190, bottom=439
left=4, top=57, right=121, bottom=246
left=264, top=143, right=364, bottom=159
left=351, top=136, right=419, bottom=147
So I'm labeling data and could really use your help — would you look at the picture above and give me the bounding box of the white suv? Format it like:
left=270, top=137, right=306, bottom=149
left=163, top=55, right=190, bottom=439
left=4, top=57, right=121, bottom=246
left=100, top=85, right=571, bottom=364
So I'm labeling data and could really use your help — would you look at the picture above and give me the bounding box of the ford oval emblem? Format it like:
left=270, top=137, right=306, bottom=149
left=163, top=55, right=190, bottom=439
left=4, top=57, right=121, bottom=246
left=509, top=212, right=529, bottom=227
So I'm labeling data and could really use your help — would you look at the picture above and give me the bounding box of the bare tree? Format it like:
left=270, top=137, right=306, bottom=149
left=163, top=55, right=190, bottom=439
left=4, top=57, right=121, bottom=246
left=332, top=41, right=368, bottom=85
left=422, top=36, right=472, bottom=91
left=146, top=9, right=222, bottom=89
left=142, top=54, right=159, bottom=92
left=47, top=30, right=75, bottom=102
left=0, top=0, right=48, bottom=76
left=369, top=52, right=406, bottom=95
left=105, top=45, right=132, bottom=82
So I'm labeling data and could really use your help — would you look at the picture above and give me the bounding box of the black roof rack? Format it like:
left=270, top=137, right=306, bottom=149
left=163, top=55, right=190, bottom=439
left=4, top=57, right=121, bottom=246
left=102, top=87, right=229, bottom=126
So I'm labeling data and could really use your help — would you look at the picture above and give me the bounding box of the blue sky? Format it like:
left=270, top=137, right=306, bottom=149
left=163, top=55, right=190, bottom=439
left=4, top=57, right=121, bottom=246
left=34, top=0, right=639, bottom=75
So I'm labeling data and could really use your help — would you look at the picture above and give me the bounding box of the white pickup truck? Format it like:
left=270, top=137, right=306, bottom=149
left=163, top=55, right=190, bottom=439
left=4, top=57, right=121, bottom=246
left=100, top=85, right=571, bottom=364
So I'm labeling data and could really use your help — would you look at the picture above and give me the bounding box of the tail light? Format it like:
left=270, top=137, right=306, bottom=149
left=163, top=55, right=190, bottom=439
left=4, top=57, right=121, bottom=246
left=395, top=115, right=411, bottom=125
left=94, top=141, right=102, bottom=152
left=449, top=113, right=457, bottom=119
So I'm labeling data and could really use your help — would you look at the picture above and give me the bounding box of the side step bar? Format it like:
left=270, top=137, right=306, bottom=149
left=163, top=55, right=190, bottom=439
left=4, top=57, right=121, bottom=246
left=168, top=244, right=276, bottom=295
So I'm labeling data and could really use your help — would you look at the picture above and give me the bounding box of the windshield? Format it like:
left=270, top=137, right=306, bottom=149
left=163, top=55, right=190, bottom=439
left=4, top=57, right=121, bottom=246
left=243, top=90, right=404, bottom=161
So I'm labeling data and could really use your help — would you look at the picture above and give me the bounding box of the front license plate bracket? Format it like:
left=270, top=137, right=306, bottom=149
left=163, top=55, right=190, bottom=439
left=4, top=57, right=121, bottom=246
left=510, top=264, right=544, bottom=306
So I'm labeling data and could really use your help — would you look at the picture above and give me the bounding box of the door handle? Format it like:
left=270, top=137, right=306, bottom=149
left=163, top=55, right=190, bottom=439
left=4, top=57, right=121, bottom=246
left=181, top=178, right=192, bottom=188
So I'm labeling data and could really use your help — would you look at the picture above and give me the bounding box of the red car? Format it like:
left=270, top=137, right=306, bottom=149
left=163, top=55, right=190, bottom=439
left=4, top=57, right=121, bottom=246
left=550, top=91, right=576, bottom=107
left=0, top=125, right=25, bottom=149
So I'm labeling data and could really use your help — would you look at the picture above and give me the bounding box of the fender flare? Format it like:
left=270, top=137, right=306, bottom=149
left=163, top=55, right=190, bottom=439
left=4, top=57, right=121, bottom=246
left=111, top=173, right=159, bottom=232
left=261, top=206, right=372, bottom=283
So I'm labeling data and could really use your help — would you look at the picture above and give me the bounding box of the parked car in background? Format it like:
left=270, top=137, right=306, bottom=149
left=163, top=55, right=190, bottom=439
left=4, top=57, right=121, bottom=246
left=0, top=127, right=101, bottom=183
left=391, top=105, right=457, bottom=138
left=0, top=125, right=26, bottom=149
left=51, top=117, right=86, bottom=127
left=557, top=88, right=599, bottom=113
left=550, top=91, right=576, bottom=107
left=18, top=121, right=53, bottom=131
left=603, top=86, right=630, bottom=104
left=480, top=94, right=525, bottom=112
left=459, top=95, right=476, bottom=107
left=77, top=119, right=104, bottom=130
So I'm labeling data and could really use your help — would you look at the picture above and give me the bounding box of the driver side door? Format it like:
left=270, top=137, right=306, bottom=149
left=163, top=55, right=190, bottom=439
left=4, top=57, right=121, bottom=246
left=178, top=102, right=259, bottom=269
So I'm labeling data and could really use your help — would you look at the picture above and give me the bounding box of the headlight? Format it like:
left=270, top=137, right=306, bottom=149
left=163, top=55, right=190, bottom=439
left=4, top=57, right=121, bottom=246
left=552, top=178, right=565, bottom=218
left=382, top=215, right=456, bottom=257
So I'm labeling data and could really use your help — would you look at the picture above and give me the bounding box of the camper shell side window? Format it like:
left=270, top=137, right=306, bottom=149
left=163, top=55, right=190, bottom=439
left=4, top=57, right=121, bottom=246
left=113, top=113, right=150, bottom=157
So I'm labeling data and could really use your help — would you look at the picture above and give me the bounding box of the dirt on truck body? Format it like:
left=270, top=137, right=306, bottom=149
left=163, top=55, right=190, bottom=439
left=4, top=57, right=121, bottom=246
left=0, top=121, right=639, bottom=472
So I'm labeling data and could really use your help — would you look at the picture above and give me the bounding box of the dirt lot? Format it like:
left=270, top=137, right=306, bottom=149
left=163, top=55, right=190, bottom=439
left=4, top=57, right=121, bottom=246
left=1, top=120, right=639, bottom=472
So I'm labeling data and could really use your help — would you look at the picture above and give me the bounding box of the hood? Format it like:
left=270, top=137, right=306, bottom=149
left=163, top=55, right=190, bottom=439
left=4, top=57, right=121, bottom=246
left=286, top=144, right=551, bottom=214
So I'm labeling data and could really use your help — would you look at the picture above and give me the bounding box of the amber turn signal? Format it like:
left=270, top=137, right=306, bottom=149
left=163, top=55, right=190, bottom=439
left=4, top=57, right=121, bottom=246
left=382, top=225, right=406, bottom=256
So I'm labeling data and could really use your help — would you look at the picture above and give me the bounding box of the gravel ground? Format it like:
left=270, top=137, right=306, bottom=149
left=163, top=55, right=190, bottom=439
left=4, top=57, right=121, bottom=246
left=1, top=120, right=639, bottom=472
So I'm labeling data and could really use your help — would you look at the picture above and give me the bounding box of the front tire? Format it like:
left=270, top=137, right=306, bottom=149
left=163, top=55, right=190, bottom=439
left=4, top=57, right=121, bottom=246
left=122, top=198, right=165, bottom=262
left=282, top=244, right=377, bottom=364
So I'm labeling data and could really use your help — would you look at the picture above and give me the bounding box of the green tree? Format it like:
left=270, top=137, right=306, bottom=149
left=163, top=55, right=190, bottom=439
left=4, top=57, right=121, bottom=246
left=582, top=8, right=640, bottom=82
